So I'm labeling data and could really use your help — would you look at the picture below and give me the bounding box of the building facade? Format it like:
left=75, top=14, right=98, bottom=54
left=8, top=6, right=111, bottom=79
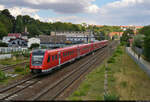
left=8, top=38, right=27, bottom=47
left=28, top=38, right=40, bottom=48
left=51, top=31, right=95, bottom=43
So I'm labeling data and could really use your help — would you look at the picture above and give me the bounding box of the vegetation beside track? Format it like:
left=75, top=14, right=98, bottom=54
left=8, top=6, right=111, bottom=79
left=0, top=64, right=30, bottom=85
left=0, top=70, right=7, bottom=82
left=0, top=56, right=28, bottom=65
left=14, top=64, right=30, bottom=75
left=68, top=45, right=150, bottom=100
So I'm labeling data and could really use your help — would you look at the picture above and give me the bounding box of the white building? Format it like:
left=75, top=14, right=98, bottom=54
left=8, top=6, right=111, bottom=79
left=51, top=31, right=95, bottom=43
left=28, top=38, right=40, bottom=48
left=2, top=36, right=16, bottom=44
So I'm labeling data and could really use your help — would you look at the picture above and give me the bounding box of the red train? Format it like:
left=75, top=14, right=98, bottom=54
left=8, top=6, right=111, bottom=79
left=30, top=40, right=109, bottom=73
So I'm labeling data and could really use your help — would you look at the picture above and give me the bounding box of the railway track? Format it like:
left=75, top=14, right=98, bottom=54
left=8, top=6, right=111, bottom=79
left=0, top=61, right=29, bottom=72
left=31, top=41, right=119, bottom=100
left=0, top=41, right=118, bottom=101
left=31, top=47, right=107, bottom=100
left=0, top=74, right=39, bottom=100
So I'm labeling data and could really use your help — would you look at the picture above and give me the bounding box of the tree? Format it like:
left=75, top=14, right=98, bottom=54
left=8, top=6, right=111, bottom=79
left=0, top=22, right=7, bottom=39
left=28, top=24, right=42, bottom=37
left=132, top=34, right=144, bottom=48
left=139, top=26, right=150, bottom=61
left=120, top=29, right=134, bottom=43
left=0, top=42, right=8, bottom=47
left=15, top=15, right=24, bottom=33
left=30, top=43, right=40, bottom=49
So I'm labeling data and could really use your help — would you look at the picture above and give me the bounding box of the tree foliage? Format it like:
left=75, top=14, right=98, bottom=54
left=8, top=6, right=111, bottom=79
left=0, top=9, right=87, bottom=39
left=120, top=29, right=134, bottom=42
left=30, top=43, right=40, bottom=49
left=139, top=26, right=150, bottom=61
left=0, top=22, right=7, bottom=39
left=0, top=9, right=123, bottom=41
left=0, top=42, right=8, bottom=47
left=132, top=34, right=144, bottom=48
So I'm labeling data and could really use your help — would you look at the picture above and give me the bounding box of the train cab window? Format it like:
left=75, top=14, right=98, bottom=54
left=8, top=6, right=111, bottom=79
left=63, top=52, right=65, bottom=57
left=47, top=56, right=50, bottom=63
left=55, top=55, right=58, bottom=60
left=52, top=56, right=55, bottom=61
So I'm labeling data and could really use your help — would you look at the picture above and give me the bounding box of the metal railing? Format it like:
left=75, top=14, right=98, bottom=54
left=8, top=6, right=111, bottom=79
left=0, top=47, right=28, bottom=54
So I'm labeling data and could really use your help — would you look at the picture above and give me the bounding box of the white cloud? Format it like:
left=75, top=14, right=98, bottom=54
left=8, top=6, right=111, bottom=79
left=85, top=4, right=99, bottom=13
left=9, top=7, right=39, bottom=17
left=31, top=14, right=97, bottom=24
left=0, top=0, right=150, bottom=25
left=0, top=0, right=99, bottom=14
left=0, top=5, right=5, bottom=10
left=95, top=0, right=150, bottom=25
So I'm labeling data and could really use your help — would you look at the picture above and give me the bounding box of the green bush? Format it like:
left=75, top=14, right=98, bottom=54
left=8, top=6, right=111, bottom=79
left=15, top=67, right=24, bottom=72
left=30, top=43, right=40, bottom=49
left=139, top=26, right=150, bottom=61
left=107, top=57, right=115, bottom=63
left=13, top=52, right=21, bottom=57
left=120, top=81, right=127, bottom=88
left=104, top=93, right=119, bottom=100
left=132, top=34, right=144, bottom=48
left=0, top=71, right=7, bottom=81
left=41, top=45, right=47, bottom=49
left=0, top=42, right=8, bottom=47
left=22, top=52, right=30, bottom=57
left=105, top=67, right=111, bottom=71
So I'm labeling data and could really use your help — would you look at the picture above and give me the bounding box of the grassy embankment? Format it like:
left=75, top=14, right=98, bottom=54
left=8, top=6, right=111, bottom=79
left=0, top=64, right=30, bottom=84
left=0, top=52, right=30, bottom=84
left=68, top=45, right=150, bottom=100
left=0, top=56, right=28, bottom=66
left=0, top=56, right=30, bottom=84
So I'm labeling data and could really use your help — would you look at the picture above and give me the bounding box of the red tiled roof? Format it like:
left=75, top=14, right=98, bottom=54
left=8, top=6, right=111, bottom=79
left=8, top=33, right=21, bottom=38
left=109, top=32, right=123, bottom=37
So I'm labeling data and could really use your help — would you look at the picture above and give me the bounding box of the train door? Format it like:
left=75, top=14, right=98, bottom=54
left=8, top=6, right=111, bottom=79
left=58, top=51, right=61, bottom=65
left=77, top=47, right=80, bottom=58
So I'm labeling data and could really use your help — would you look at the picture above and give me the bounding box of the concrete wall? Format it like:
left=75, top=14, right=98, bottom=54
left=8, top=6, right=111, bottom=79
left=0, top=54, right=12, bottom=60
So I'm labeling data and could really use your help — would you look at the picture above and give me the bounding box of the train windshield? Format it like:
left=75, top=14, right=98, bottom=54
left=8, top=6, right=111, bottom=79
left=32, top=51, right=45, bottom=66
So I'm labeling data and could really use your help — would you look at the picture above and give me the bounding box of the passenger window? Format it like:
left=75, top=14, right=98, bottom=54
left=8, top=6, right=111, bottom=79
left=55, top=55, right=57, bottom=60
left=47, top=56, right=50, bottom=63
left=70, top=52, right=72, bottom=55
left=63, top=52, right=65, bottom=57
left=52, top=56, right=55, bottom=61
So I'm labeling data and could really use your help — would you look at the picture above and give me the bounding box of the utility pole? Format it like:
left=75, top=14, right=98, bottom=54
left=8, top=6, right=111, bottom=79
left=55, top=29, right=56, bottom=47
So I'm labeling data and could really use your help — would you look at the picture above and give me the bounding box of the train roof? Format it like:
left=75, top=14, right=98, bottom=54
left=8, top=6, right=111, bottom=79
left=31, top=40, right=108, bottom=54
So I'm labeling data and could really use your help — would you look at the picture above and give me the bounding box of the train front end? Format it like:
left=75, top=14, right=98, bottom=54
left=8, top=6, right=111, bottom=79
left=30, top=50, right=46, bottom=73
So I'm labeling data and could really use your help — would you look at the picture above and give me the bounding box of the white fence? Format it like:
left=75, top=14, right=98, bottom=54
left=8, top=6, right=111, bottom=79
left=0, top=54, right=12, bottom=60
left=0, top=47, right=28, bottom=53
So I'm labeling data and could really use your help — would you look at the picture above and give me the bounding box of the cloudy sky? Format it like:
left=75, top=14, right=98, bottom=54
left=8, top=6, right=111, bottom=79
left=0, top=0, right=149, bottom=26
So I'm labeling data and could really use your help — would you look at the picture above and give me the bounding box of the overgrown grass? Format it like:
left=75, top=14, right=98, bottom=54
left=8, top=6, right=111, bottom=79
left=14, top=64, right=30, bottom=75
left=104, top=93, right=119, bottom=101
left=68, top=44, right=150, bottom=100
left=68, top=65, right=105, bottom=100
left=0, top=70, right=8, bottom=82
left=0, top=56, right=28, bottom=65
left=107, top=46, right=150, bottom=100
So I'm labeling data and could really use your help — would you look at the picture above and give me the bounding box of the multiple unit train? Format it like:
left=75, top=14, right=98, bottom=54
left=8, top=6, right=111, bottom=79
left=30, top=40, right=109, bottom=73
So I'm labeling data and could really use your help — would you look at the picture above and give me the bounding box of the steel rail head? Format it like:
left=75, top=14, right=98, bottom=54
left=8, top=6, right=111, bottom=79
left=0, top=74, right=38, bottom=93
left=1, top=61, right=29, bottom=71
